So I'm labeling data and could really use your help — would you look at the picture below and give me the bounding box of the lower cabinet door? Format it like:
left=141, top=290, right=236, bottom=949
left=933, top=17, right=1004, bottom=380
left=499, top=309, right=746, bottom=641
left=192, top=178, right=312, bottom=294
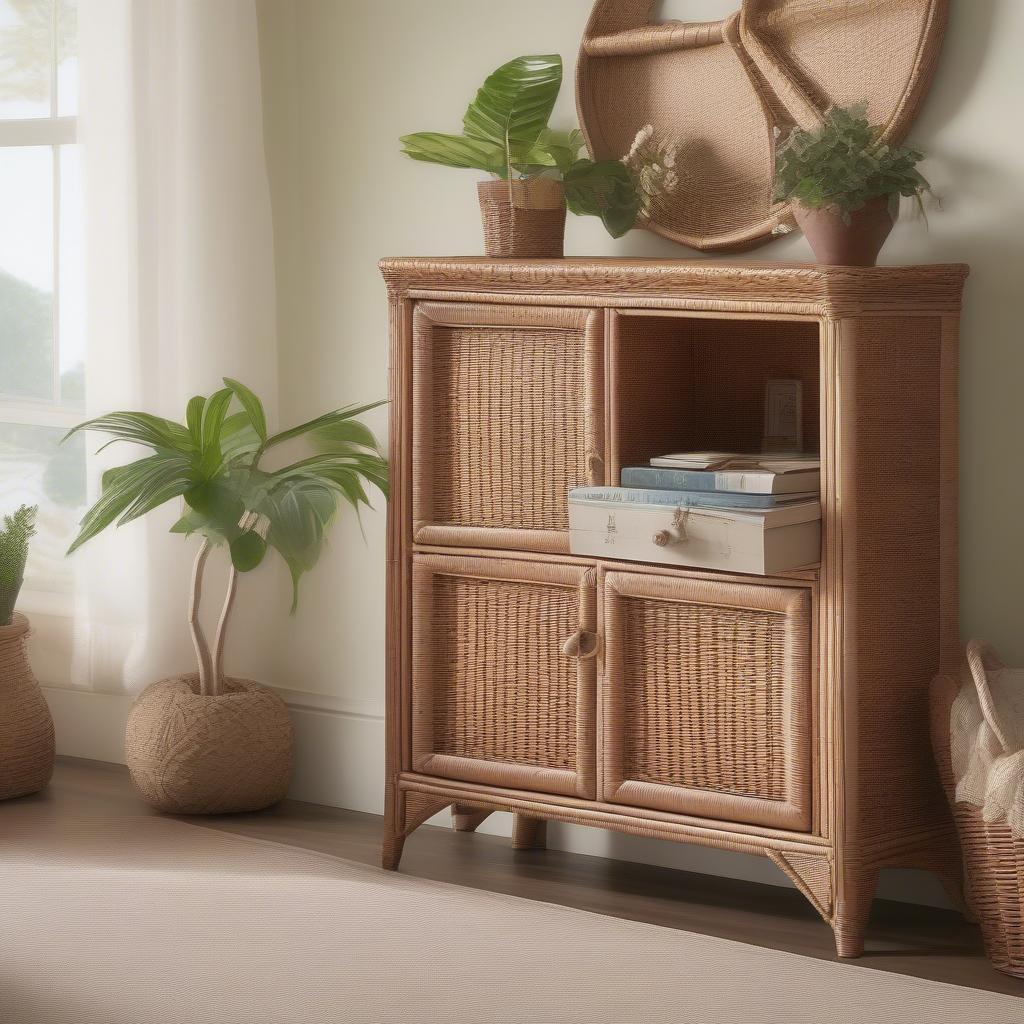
left=412, top=554, right=597, bottom=798
left=601, top=571, right=813, bottom=830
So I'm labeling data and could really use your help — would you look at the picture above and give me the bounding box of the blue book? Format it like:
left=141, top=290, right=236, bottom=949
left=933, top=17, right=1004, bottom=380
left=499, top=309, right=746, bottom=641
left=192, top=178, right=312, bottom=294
left=569, top=487, right=817, bottom=510
left=621, top=465, right=820, bottom=496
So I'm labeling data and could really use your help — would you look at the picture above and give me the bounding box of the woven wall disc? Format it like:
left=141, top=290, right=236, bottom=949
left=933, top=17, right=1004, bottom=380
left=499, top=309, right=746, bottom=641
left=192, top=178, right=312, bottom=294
left=576, top=0, right=949, bottom=252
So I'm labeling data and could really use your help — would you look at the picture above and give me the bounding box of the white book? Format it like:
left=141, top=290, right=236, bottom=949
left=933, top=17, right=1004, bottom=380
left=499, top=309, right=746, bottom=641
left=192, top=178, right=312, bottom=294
left=651, top=451, right=820, bottom=473
left=569, top=495, right=821, bottom=575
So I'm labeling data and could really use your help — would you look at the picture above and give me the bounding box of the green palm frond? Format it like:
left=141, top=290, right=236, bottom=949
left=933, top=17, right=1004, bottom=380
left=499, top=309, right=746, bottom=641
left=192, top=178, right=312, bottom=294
left=65, top=381, right=389, bottom=612
left=0, top=504, right=37, bottom=588
left=0, top=504, right=37, bottom=625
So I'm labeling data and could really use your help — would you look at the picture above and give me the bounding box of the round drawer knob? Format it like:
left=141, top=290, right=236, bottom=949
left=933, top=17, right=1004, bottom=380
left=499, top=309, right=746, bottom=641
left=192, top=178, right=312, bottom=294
left=653, top=530, right=673, bottom=547
left=562, top=631, right=599, bottom=660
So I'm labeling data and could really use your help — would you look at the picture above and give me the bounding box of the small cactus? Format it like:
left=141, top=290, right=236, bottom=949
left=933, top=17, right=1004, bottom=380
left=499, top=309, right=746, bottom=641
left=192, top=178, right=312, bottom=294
left=0, top=505, right=37, bottom=626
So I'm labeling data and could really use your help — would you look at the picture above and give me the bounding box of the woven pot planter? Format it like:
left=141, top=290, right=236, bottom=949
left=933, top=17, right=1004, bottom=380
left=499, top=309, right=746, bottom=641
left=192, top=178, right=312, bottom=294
left=126, top=674, right=294, bottom=815
left=930, top=646, right=1024, bottom=979
left=793, top=198, right=894, bottom=267
left=0, top=613, right=55, bottom=801
left=477, top=178, right=566, bottom=259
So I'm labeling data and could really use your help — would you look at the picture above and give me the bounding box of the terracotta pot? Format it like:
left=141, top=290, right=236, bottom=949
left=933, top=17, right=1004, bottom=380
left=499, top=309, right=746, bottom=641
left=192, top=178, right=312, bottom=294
left=0, top=613, right=55, bottom=801
left=477, top=178, right=566, bottom=259
left=125, top=674, right=293, bottom=814
left=793, top=197, right=895, bottom=267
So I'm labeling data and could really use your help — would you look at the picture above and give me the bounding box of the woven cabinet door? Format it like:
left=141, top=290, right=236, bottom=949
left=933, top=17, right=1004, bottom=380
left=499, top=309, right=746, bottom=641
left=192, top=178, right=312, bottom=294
left=412, top=554, right=598, bottom=798
left=412, top=302, right=604, bottom=553
left=601, top=571, right=813, bottom=830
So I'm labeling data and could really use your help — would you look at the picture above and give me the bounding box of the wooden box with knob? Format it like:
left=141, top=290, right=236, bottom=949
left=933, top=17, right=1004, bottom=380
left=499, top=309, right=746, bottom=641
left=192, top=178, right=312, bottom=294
left=379, top=257, right=967, bottom=958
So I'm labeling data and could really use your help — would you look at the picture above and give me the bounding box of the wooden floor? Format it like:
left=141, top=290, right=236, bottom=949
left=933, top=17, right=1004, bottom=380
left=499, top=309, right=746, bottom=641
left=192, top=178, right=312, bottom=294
left=33, top=757, right=1024, bottom=998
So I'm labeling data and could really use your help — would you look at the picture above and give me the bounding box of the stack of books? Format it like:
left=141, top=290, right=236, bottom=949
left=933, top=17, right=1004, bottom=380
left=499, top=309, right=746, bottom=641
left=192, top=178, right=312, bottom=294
left=616, top=451, right=821, bottom=510
left=567, top=452, right=822, bottom=575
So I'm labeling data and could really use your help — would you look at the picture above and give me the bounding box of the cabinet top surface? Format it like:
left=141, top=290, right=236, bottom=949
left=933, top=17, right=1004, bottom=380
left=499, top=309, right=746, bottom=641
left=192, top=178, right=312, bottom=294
left=380, top=258, right=968, bottom=314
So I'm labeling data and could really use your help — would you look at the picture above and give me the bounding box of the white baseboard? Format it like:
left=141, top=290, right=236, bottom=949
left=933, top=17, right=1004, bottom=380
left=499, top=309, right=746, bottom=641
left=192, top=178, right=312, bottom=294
left=41, top=687, right=951, bottom=909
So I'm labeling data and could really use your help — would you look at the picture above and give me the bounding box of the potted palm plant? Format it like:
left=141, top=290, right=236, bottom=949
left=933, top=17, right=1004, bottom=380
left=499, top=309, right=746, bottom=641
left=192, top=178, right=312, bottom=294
left=401, top=54, right=645, bottom=257
left=774, top=103, right=932, bottom=266
left=65, top=379, right=387, bottom=814
left=0, top=504, right=56, bottom=801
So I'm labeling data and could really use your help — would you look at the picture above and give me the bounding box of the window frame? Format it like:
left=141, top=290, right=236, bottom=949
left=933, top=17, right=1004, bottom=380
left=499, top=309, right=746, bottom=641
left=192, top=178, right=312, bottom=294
left=0, top=1, right=81, bottom=612
left=0, top=0, right=78, bottom=427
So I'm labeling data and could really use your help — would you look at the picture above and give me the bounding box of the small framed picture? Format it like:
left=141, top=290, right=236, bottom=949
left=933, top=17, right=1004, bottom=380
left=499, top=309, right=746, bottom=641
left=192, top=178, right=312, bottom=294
left=763, top=379, right=803, bottom=452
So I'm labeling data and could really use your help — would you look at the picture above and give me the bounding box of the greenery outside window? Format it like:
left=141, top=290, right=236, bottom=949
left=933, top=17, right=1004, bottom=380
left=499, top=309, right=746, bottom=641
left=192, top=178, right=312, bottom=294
left=0, top=0, right=84, bottom=604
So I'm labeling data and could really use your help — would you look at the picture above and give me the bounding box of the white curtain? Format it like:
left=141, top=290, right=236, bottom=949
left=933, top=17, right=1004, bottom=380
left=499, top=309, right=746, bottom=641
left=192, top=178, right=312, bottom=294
left=73, top=0, right=281, bottom=692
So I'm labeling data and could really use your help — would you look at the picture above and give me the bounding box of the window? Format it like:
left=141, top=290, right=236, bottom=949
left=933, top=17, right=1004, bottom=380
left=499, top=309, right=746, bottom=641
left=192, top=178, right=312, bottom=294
left=0, top=0, right=83, bottom=602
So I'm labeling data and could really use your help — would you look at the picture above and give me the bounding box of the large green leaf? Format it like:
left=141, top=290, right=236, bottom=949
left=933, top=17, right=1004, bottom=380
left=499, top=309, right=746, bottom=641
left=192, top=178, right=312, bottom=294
left=563, top=159, right=641, bottom=238
left=223, top=377, right=267, bottom=442
left=400, top=132, right=505, bottom=175
left=63, top=412, right=194, bottom=456
left=68, top=454, right=196, bottom=553
left=185, top=395, right=205, bottom=443
left=265, top=399, right=386, bottom=450
left=230, top=531, right=267, bottom=572
left=462, top=55, right=561, bottom=154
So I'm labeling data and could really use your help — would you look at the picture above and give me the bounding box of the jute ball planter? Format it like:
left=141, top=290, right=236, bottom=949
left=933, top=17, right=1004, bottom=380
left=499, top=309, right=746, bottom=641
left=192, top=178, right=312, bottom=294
left=126, top=674, right=293, bottom=815
left=0, top=613, right=55, bottom=801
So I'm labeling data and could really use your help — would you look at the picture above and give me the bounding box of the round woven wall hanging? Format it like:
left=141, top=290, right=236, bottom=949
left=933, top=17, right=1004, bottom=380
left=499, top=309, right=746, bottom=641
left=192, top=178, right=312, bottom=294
left=577, top=0, right=949, bottom=252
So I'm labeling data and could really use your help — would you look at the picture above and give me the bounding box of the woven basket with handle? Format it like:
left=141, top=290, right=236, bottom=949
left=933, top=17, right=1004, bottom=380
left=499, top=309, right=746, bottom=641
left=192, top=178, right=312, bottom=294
left=477, top=178, right=566, bottom=259
left=930, top=641, right=1024, bottom=978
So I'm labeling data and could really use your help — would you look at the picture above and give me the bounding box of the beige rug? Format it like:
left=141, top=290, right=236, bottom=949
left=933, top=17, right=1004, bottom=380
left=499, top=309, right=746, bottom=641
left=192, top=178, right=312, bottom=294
left=0, top=798, right=1019, bottom=1024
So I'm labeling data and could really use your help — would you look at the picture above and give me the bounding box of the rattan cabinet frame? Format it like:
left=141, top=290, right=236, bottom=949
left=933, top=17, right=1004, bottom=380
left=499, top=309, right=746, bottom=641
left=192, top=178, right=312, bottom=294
left=380, top=258, right=969, bottom=960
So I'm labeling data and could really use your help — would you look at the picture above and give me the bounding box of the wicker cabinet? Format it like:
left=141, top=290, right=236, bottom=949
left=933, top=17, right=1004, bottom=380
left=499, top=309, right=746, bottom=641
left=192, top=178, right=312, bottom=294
left=380, top=258, right=968, bottom=959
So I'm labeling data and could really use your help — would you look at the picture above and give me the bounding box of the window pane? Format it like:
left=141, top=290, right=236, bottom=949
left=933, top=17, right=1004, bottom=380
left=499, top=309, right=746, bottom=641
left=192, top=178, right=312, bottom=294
left=0, top=420, right=84, bottom=593
left=56, top=0, right=74, bottom=116
left=0, top=0, right=53, bottom=120
left=59, top=143, right=82, bottom=403
left=0, top=145, right=53, bottom=400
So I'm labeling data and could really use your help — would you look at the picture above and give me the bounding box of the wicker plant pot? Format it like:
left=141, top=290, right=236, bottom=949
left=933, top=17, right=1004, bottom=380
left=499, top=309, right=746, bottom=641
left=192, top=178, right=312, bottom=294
left=793, top=197, right=894, bottom=267
left=477, top=178, right=566, bottom=259
left=125, top=674, right=294, bottom=815
left=0, top=613, right=55, bottom=801
left=930, top=645, right=1024, bottom=979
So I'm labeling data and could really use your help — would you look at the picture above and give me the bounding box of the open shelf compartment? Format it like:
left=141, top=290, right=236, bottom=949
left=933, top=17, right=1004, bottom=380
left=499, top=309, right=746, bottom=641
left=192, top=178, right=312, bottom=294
left=607, top=311, right=821, bottom=483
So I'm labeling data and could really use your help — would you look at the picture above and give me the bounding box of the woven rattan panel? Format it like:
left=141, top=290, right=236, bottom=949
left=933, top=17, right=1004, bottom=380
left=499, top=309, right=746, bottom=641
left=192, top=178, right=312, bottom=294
left=843, top=316, right=946, bottom=841
left=612, top=315, right=819, bottom=475
left=428, top=574, right=578, bottom=772
left=430, top=324, right=588, bottom=532
left=619, top=594, right=788, bottom=800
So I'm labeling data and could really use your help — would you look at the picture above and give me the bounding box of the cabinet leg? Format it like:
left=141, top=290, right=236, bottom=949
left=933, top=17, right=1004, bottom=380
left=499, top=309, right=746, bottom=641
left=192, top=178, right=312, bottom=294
left=512, top=815, right=547, bottom=851
left=382, top=831, right=405, bottom=872
left=452, top=804, right=493, bottom=833
left=832, top=868, right=878, bottom=958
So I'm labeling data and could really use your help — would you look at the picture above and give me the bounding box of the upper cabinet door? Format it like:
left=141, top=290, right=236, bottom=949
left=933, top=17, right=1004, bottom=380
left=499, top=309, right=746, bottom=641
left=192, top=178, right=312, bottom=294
left=412, top=302, right=604, bottom=553
left=601, top=571, right=814, bottom=831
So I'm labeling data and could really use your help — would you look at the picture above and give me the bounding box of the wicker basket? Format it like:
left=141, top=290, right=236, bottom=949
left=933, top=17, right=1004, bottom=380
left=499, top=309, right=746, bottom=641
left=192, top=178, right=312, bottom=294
left=0, top=612, right=55, bottom=801
left=477, top=178, right=566, bottom=259
left=930, top=642, right=1024, bottom=979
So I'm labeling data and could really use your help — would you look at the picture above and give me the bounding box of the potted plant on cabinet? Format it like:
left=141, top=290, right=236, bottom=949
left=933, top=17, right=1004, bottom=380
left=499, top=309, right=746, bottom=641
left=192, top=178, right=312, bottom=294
left=65, top=379, right=388, bottom=814
left=401, top=54, right=647, bottom=257
left=0, top=504, right=56, bottom=801
left=774, top=103, right=932, bottom=266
